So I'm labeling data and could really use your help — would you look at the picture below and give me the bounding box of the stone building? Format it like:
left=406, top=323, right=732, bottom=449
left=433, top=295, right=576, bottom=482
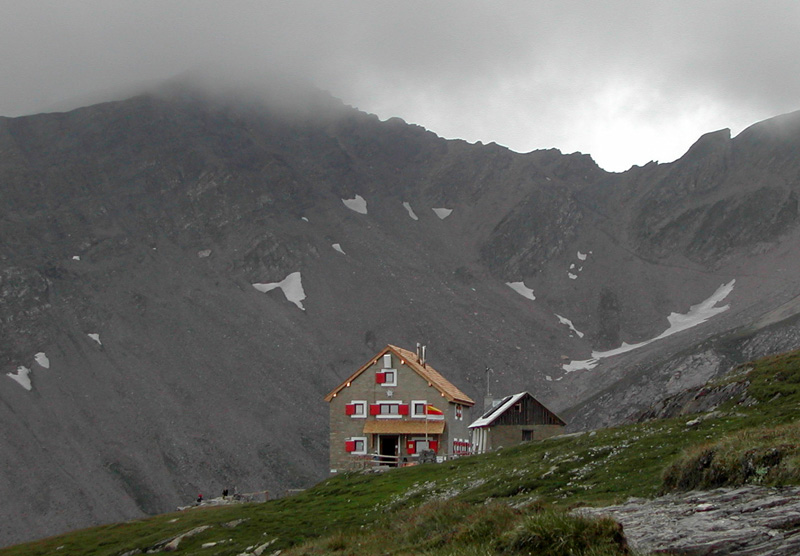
left=324, top=344, right=475, bottom=473
left=469, top=391, right=565, bottom=454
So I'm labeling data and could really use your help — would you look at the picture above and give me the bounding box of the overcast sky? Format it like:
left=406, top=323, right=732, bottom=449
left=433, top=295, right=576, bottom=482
left=2, top=1, right=799, bottom=171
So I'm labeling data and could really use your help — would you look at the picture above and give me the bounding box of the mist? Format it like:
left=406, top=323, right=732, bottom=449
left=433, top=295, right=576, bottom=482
left=2, top=1, right=800, bottom=170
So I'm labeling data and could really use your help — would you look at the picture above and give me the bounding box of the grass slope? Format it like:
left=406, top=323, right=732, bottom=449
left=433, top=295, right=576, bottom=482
left=4, top=349, right=800, bottom=556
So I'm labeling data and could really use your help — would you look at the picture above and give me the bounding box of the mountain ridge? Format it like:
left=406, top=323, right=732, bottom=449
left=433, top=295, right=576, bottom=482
left=2, top=81, right=800, bottom=545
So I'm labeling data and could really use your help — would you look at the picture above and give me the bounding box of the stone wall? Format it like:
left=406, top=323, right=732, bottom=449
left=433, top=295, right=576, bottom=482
left=488, top=424, right=564, bottom=450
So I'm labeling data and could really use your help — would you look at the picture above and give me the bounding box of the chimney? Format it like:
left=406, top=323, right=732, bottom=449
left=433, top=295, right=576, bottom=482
left=416, top=342, right=421, bottom=362
left=421, top=345, right=427, bottom=367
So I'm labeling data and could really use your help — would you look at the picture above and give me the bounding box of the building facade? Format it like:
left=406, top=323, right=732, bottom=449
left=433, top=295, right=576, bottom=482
left=469, top=392, right=566, bottom=454
left=325, top=344, right=475, bottom=473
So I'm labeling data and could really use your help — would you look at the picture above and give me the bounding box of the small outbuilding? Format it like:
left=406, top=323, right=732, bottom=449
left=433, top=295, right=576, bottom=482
left=469, top=391, right=566, bottom=454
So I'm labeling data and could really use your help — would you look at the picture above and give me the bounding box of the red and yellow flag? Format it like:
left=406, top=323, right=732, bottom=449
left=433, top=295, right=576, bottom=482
left=425, top=405, right=444, bottom=419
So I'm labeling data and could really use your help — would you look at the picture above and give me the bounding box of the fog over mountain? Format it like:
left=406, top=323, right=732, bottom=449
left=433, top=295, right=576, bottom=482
left=3, top=79, right=800, bottom=546
left=4, top=2, right=800, bottom=171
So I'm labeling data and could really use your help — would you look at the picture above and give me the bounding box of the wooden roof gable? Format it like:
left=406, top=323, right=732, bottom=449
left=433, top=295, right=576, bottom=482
left=324, top=344, right=475, bottom=406
left=468, top=391, right=566, bottom=428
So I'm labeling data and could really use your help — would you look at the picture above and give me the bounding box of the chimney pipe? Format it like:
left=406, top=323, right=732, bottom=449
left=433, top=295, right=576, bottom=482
left=421, top=345, right=427, bottom=366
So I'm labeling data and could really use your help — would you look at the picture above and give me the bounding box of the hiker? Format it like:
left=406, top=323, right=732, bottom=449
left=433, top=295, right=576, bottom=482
left=197, top=493, right=203, bottom=504
left=222, top=488, right=229, bottom=498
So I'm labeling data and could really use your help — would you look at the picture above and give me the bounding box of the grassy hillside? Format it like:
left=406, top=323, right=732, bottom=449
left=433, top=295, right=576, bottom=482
left=4, top=349, right=800, bottom=556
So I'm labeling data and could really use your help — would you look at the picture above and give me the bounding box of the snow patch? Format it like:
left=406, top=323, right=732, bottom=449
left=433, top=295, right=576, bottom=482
left=402, top=202, right=419, bottom=221
left=72, top=255, right=81, bottom=261
left=7, top=366, right=32, bottom=390
left=332, top=243, right=346, bottom=255
left=342, top=195, right=367, bottom=214
left=563, top=358, right=599, bottom=372
left=432, top=207, right=453, bottom=220
left=506, top=281, right=536, bottom=301
left=577, top=251, right=587, bottom=261
left=197, top=249, right=212, bottom=258
left=563, top=279, right=736, bottom=373
left=568, top=272, right=578, bottom=280
left=555, top=314, right=585, bottom=338
left=88, top=333, right=102, bottom=345
left=301, top=216, right=309, bottom=222
left=34, top=352, right=50, bottom=368
left=253, top=271, right=307, bottom=310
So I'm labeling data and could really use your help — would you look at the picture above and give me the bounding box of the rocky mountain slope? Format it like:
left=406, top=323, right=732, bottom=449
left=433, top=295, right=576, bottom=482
left=2, top=79, right=800, bottom=545
left=4, top=346, right=800, bottom=555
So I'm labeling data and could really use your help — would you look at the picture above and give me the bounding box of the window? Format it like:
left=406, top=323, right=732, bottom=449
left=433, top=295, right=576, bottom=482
left=383, top=369, right=397, bottom=386
left=375, top=369, right=397, bottom=386
left=522, top=430, right=533, bottom=442
left=455, top=404, right=463, bottom=421
left=345, top=400, right=367, bottom=418
left=453, top=438, right=470, bottom=455
left=370, top=401, right=408, bottom=418
left=411, top=400, right=427, bottom=418
left=345, top=437, right=367, bottom=455
left=383, top=353, right=392, bottom=368
left=409, top=438, right=439, bottom=453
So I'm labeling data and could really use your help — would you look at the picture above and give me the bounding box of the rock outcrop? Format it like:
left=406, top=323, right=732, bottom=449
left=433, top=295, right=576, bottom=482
left=579, top=486, right=800, bottom=555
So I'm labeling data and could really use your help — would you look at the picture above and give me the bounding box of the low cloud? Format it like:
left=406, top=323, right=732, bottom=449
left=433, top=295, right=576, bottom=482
left=2, top=1, right=799, bottom=170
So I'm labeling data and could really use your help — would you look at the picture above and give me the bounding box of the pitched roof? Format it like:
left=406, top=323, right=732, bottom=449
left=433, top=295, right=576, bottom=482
left=324, top=344, right=475, bottom=406
left=468, top=391, right=566, bottom=428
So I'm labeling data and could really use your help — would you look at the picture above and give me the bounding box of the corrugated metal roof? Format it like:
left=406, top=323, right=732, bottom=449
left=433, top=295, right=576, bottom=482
left=324, top=344, right=475, bottom=406
left=363, top=420, right=446, bottom=434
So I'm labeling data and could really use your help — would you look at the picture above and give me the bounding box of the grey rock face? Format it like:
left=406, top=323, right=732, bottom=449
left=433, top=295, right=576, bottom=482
left=3, top=82, right=800, bottom=546
left=578, top=486, right=800, bottom=555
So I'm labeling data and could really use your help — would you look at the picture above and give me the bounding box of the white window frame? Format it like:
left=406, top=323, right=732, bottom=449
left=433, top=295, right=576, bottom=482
left=455, top=404, right=463, bottom=421
left=376, top=400, right=403, bottom=419
left=383, top=353, right=392, bottom=368
left=350, top=400, right=367, bottom=419
left=348, top=436, right=367, bottom=455
left=411, top=400, right=428, bottom=418
left=381, top=368, right=397, bottom=387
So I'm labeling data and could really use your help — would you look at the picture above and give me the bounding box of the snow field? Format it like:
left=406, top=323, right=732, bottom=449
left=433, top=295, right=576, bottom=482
left=563, top=280, right=736, bottom=372
left=506, top=281, right=536, bottom=300
left=253, top=272, right=307, bottom=310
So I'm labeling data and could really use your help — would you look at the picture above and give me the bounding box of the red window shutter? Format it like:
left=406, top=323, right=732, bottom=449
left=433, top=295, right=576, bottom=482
left=398, top=404, right=409, bottom=416
left=345, top=440, right=356, bottom=452
left=406, top=441, right=415, bottom=454
left=369, top=404, right=381, bottom=415
left=345, top=404, right=355, bottom=415
left=375, top=372, right=386, bottom=384
left=429, top=441, right=439, bottom=452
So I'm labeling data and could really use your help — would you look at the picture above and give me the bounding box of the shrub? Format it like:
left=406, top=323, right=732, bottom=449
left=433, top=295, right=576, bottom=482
left=662, top=423, right=800, bottom=492
left=494, top=510, right=628, bottom=556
